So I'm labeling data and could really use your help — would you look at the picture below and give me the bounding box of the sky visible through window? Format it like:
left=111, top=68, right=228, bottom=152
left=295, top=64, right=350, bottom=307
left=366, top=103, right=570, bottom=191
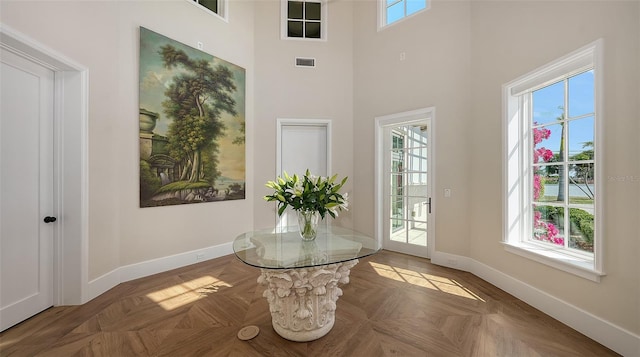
left=386, top=0, right=426, bottom=25
left=532, top=70, right=594, bottom=158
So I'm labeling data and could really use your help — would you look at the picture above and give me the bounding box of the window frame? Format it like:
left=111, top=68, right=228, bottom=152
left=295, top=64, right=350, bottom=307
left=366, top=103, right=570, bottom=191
left=502, top=40, right=604, bottom=282
left=188, top=0, right=229, bottom=22
left=378, top=0, right=429, bottom=31
left=281, top=0, right=328, bottom=41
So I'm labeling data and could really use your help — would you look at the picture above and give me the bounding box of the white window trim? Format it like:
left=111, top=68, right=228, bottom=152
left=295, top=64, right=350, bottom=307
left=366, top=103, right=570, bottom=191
left=187, top=0, right=229, bottom=23
left=502, top=39, right=604, bottom=282
left=280, top=0, right=328, bottom=42
left=377, top=0, right=430, bottom=32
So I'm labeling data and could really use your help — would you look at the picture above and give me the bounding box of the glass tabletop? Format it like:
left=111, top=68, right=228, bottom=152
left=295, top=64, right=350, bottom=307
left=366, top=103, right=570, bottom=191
left=233, top=225, right=381, bottom=269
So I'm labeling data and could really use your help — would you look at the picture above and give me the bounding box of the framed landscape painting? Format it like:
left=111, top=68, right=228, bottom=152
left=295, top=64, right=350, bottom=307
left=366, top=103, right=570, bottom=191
left=138, top=27, right=246, bottom=207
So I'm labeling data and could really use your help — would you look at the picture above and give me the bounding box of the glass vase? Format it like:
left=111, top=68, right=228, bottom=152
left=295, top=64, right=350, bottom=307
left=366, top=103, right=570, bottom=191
left=297, top=209, right=320, bottom=241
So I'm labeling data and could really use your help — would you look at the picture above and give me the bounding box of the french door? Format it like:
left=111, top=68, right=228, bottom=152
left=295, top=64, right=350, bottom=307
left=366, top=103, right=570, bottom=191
left=376, top=108, right=434, bottom=258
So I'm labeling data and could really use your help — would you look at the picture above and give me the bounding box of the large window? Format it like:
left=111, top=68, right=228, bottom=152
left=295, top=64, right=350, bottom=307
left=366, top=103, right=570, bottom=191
left=281, top=0, right=326, bottom=40
left=379, top=0, right=428, bottom=29
left=503, top=40, right=603, bottom=281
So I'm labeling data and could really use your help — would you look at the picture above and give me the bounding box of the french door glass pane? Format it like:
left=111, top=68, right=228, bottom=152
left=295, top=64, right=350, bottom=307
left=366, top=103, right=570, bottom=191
left=389, top=124, right=428, bottom=247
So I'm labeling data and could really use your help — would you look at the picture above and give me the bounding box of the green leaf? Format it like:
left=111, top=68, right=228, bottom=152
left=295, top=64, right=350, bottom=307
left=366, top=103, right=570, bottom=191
left=278, top=204, right=288, bottom=216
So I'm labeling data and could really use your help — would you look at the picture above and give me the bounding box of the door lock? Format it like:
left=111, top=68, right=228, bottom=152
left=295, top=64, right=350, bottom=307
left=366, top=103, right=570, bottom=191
left=43, top=216, right=57, bottom=223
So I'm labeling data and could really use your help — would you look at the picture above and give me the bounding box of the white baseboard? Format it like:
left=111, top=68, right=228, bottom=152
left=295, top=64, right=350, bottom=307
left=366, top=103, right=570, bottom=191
left=431, top=251, right=640, bottom=357
left=87, top=242, right=233, bottom=302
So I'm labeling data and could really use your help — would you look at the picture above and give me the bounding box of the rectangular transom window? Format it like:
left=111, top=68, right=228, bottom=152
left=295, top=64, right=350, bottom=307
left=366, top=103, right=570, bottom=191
left=502, top=40, right=604, bottom=282
left=379, top=0, right=429, bottom=30
left=281, top=0, right=326, bottom=40
left=189, top=0, right=228, bottom=21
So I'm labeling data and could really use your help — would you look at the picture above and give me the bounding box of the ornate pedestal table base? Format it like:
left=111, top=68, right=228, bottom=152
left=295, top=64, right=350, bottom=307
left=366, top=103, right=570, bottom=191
left=257, top=259, right=359, bottom=342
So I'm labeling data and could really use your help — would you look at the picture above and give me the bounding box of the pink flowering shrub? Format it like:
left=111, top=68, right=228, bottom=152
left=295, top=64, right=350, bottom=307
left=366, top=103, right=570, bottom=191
left=533, top=126, right=551, bottom=144
left=533, top=175, right=542, bottom=199
left=532, top=125, right=564, bottom=246
left=533, top=210, right=563, bottom=245
left=533, top=147, right=554, bottom=164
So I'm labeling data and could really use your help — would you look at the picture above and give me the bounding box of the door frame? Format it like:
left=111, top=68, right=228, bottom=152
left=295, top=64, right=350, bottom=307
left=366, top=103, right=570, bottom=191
left=1, top=24, right=89, bottom=305
left=276, top=118, right=332, bottom=177
left=374, top=107, right=436, bottom=258
left=276, top=118, right=332, bottom=228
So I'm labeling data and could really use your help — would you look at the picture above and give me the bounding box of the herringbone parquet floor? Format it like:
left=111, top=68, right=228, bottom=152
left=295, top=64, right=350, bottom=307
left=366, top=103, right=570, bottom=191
left=0, top=250, right=619, bottom=356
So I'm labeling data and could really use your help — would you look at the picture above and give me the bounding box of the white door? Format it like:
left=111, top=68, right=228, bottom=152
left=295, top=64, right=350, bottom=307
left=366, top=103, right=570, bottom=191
left=276, top=119, right=330, bottom=229
left=0, top=49, right=55, bottom=331
left=376, top=109, right=434, bottom=259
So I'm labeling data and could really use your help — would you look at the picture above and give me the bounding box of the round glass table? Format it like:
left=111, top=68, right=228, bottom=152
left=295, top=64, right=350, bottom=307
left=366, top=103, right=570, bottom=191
left=233, top=225, right=381, bottom=342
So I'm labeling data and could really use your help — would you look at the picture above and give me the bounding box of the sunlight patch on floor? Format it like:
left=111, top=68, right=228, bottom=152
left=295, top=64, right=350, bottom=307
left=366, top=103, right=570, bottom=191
left=146, top=275, right=232, bottom=311
left=369, top=262, right=485, bottom=301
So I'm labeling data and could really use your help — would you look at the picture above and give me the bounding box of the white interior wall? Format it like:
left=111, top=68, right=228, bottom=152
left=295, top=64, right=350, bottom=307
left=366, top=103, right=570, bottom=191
left=468, top=1, right=639, bottom=335
left=352, top=0, right=472, bottom=255
left=0, top=0, right=255, bottom=282
left=252, top=0, right=355, bottom=230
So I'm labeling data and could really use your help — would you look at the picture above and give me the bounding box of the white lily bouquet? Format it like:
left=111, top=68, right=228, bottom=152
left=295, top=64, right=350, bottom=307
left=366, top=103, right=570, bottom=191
left=264, top=170, right=349, bottom=239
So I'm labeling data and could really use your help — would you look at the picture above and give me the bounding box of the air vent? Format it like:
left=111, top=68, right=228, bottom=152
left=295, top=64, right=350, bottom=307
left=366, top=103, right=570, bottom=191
left=295, top=57, right=316, bottom=68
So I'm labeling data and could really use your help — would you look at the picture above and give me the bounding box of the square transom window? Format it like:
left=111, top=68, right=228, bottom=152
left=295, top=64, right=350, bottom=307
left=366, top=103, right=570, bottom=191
left=282, top=0, right=326, bottom=40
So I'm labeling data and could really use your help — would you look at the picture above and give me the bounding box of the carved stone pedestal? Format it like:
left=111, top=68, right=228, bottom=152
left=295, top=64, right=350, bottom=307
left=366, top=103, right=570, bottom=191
left=258, top=259, right=358, bottom=342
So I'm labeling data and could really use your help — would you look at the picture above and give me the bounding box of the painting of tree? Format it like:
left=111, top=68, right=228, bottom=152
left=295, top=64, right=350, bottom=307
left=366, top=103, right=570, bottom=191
left=139, top=27, right=245, bottom=207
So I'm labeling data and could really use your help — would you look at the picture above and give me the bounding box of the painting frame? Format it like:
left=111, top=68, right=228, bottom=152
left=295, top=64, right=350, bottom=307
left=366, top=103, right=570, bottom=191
left=138, top=27, right=246, bottom=208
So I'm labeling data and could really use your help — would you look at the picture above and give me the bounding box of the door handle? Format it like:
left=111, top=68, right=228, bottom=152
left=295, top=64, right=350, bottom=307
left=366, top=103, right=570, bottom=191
left=44, top=216, right=57, bottom=223
left=426, top=197, right=431, bottom=214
